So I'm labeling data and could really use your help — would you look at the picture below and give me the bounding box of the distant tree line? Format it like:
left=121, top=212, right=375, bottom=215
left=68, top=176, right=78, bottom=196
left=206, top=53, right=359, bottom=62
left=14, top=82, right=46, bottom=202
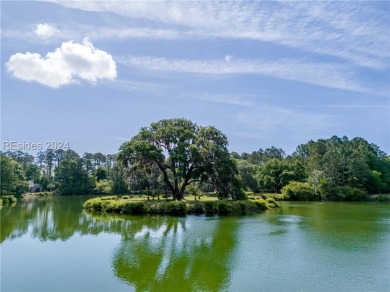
left=233, top=136, right=390, bottom=201
left=1, top=132, right=389, bottom=201
left=0, top=149, right=127, bottom=196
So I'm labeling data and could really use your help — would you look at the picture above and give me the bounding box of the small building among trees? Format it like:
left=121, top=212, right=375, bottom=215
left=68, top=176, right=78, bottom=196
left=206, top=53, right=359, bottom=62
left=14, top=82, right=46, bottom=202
left=29, top=180, right=42, bottom=193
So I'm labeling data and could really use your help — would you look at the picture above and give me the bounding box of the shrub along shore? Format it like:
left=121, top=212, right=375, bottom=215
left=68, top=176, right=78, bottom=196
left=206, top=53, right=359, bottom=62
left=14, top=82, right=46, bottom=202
left=0, top=195, right=17, bottom=206
left=83, top=196, right=280, bottom=216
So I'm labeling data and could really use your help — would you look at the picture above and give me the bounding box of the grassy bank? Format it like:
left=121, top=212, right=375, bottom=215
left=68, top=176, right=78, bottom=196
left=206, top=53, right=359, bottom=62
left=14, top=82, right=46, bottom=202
left=83, top=196, right=280, bottom=216
left=22, top=192, right=53, bottom=199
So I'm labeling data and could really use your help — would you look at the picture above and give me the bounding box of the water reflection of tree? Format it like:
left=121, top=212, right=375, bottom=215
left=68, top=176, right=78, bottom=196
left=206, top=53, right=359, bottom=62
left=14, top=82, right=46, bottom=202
left=1, top=198, right=239, bottom=292
left=1, top=197, right=80, bottom=242
left=112, top=216, right=238, bottom=292
left=0, top=198, right=134, bottom=243
left=1, top=202, right=29, bottom=242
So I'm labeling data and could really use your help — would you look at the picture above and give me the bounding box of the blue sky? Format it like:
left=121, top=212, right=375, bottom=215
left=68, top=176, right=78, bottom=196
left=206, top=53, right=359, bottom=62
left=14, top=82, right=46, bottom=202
left=1, top=1, right=389, bottom=155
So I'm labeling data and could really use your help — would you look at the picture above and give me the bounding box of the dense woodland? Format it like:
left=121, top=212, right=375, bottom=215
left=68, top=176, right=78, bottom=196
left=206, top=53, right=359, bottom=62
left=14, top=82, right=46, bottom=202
left=1, top=123, right=389, bottom=202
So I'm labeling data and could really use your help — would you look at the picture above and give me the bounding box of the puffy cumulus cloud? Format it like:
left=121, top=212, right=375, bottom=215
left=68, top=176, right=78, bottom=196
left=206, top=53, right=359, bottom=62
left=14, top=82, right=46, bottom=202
left=35, top=23, right=59, bottom=39
left=6, top=38, right=117, bottom=88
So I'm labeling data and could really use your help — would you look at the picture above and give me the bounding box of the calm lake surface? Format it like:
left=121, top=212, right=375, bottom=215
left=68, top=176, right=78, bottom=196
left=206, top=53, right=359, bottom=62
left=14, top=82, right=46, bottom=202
left=1, top=197, right=389, bottom=292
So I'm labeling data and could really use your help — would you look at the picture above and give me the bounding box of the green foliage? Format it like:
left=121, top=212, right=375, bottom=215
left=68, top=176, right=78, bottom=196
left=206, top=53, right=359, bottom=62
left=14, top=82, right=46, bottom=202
left=244, top=200, right=257, bottom=212
left=0, top=156, right=27, bottom=196
left=16, top=181, right=29, bottom=197
left=254, top=199, right=268, bottom=210
left=0, top=195, right=17, bottom=205
left=244, top=147, right=286, bottom=165
left=4, top=134, right=388, bottom=203
left=216, top=166, right=246, bottom=200
left=370, top=194, right=390, bottom=202
left=110, top=164, right=129, bottom=195
left=38, top=175, right=50, bottom=192
left=217, top=201, right=233, bottom=215
left=95, top=166, right=108, bottom=182
left=255, top=159, right=304, bottom=193
left=293, top=136, right=390, bottom=193
left=316, top=178, right=332, bottom=200
left=122, top=202, right=146, bottom=214
left=187, top=203, right=205, bottom=214
left=282, top=181, right=315, bottom=201
left=328, top=186, right=368, bottom=202
left=101, top=200, right=122, bottom=213
left=55, top=159, right=94, bottom=195
left=147, top=203, right=165, bottom=214
left=24, top=163, right=41, bottom=181
left=203, top=201, right=216, bottom=214
left=47, top=183, right=56, bottom=191
left=101, top=196, right=118, bottom=200
left=260, top=193, right=286, bottom=201
left=83, top=197, right=104, bottom=211
left=118, top=118, right=241, bottom=201
left=166, top=201, right=187, bottom=215
left=236, top=160, right=259, bottom=192
left=237, top=201, right=247, bottom=212
left=186, top=184, right=202, bottom=199
left=265, top=197, right=280, bottom=208
left=257, top=174, right=276, bottom=193
left=83, top=196, right=278, bottom=215
left=232, top=136, right=390, bottom=200
left=367, top=170, right=387, bottom=193
left=94, top=179, right=112, bottom=195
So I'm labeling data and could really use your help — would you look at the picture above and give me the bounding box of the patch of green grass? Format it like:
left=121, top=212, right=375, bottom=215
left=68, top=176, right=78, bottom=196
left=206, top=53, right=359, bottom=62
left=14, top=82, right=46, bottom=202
left=184, top=195, right=218, bottom=202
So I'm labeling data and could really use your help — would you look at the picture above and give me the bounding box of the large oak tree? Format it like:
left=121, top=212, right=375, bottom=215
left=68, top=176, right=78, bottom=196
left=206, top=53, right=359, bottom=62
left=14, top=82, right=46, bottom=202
left=118, top=118, right=244, bottom=200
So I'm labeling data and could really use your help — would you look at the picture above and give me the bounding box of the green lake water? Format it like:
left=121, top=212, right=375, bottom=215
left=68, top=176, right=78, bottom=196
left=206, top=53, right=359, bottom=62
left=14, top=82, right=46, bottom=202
left=1, top=197, right=389, bottom=291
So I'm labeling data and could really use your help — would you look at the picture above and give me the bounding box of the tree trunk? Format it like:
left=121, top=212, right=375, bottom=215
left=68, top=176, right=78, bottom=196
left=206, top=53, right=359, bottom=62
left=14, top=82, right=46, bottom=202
left=173, top=188, right=182, bottom=200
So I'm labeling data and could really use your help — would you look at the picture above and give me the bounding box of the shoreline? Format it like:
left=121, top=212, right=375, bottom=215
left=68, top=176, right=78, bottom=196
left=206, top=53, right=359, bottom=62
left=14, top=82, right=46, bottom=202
left=83, top=196, right=280, bottom=216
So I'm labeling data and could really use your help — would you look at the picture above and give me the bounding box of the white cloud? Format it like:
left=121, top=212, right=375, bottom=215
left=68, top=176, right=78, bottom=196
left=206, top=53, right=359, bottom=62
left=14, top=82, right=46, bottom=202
left=119, top=56, right=385, bottom=95
left=90, top=27, right=182, bottom=40
left=6, top=38, right=117, bottom=88
left=194, top=94, right=251, bottom=107
left=44, top=1, right=389, bottom=70
left=35, top=23, right=59, bottom=39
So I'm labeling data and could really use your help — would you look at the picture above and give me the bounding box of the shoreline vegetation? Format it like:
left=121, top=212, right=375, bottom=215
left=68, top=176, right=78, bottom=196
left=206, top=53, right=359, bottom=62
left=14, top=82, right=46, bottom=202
left=1, top=191, right=387, bottom=212
left=22, top=192, right=53, bottom=199
left=2, top=119, right=390, bottom=207
left=83, top=195, right=280, bottom=216
left=82, top=192, right=389, bottom=216
left=0, top=195, right=17, bottom=206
